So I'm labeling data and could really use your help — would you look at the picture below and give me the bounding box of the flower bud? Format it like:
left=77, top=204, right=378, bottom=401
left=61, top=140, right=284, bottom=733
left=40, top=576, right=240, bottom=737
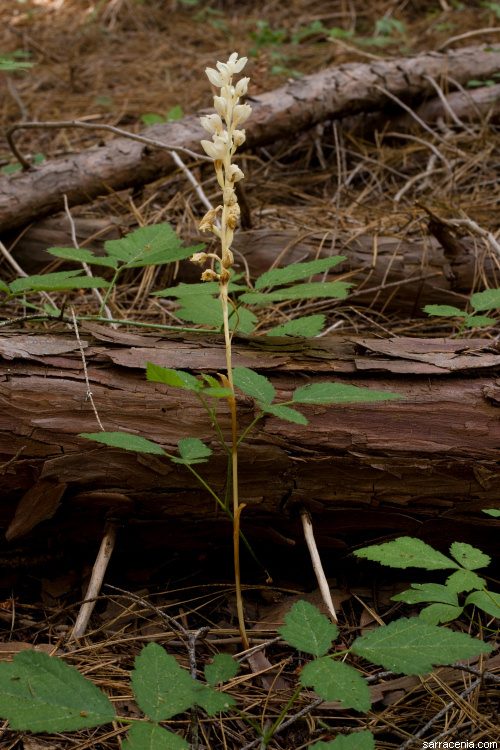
left=223, top=187, right=235, bottom=205
left=205, top=67, right=224, bottom=87
left=233, top=104, right=252, bottom=127
left=213, top=96, right=227, bottom=119
left=232, top=129, right=246, bottom=147
left=200, top=114, right=223, bottom=134
left=227, top=203, right=240, bottom=229
left=199, top=208, right=218, bottom=233
left=227, top=164, right=244, bottom=183
left=234, top=77, right=250, bottom=98
left=201, top=138, right=227, bottom=160
left=191, top=252, right=209, bottom=264
left=201, top=269, right=219, bottom=282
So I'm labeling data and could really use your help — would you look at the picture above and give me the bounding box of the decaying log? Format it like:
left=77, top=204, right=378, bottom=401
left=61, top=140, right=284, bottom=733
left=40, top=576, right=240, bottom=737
left=6, top=214, right=498, bottom=315
left=1, top=327, right=500, bottom=563
left=1, top=44, right=500, bottom=233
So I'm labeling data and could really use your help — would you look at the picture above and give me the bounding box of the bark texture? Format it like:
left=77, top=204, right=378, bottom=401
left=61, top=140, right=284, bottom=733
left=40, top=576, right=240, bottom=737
left=1, top=327, right=500, bottom=559
left=1, top=45, right=500, bottom=232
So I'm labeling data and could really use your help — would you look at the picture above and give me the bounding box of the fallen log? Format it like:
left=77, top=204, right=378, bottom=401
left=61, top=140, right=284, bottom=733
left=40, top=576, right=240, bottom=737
left=1, top=44, right=500, bottom=233
left=5, top=215, right=496, bottom=316
left=1, top=327, right=500, bottom=566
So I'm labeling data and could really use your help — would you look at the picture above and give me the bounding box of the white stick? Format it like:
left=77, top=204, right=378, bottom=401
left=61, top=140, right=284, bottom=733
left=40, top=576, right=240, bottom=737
left=300, top=509, right=337, bottom=622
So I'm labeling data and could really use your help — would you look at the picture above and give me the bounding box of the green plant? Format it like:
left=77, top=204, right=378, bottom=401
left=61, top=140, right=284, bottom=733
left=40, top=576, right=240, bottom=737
left=140, top=105, right=184, bottom=126
left=467, top=72, right=500, bottom=87
left=355, top=537, right=500, bottom=626
left=0, top=51, right=33, bottom=72
left=423, top=287, right=500, bottom=336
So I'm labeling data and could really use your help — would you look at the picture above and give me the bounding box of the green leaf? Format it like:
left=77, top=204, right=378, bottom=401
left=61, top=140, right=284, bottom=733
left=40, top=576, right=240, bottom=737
left=391, top=583, right=459, bottom=606
left=233, top=366, right=275, bottom=404
left=418, top=603, right=464, bottom=625
left=103, top=224, right=203, bottom=267
left=240, top=281, right=353, bottom=306
left=154, top=280, right=246, bottom=297
left=423, top=304, right=466, bottom=317
left=449, top=542, right=490, bottom=570
left=0, top=650, right=115, bottom=732
left=172, top=437, right=211, bottom=465
left=279, top=600, right=338, bottom=657
left=465, top=590, right=500, bottom=618
left=254, top=257, right=346, bottom=290
left=9, top=270, right=110, bottom=294
left=79, top=431, right=165, bottom=455
left=482, top=508, right=500, bottom=517
left=465, top=315, right=494, bottom=327
left=192, top=683, right=235, bottom=715
left=141, top=112, right=166, bottom=125
left=0, top=278, right=10, bottom=294
left=46, top=246, right=118, bottom=268
left=205, top=654, right=239, bottom=686
left=445, top=569, right=486, bottom=592
left=354, top=537, right=459, bottom=570
left=258, top=402, right=308, bottom=425
left=470, top=287, right=500, bottom=311
left=352, top=618, right=492, bottom=675
left=146, top=363, right=202, bottom=391
left=175, top=296, right=258, bottom=334
left=203, top=387, right=234, bottom=398
left=166, top=105, right=184, bottom=121
left=310, top=731, right=375, bottom=750
left=293, top=383, right=403, bottom=405
left=266, top=315, right=326, bottom=337
left=202, top=374, right=221, bottom=388
left=123, top=722, right=189, bottom=750
left=300, top=658, right=370, bottom=712
left=131, top=643, right=195, bottom=721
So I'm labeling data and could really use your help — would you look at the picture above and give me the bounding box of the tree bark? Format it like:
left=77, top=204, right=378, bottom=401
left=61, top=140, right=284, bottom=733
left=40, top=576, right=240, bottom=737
left=1, top=327, right=500, bottom=560
left=1, top=44, right=500, bottom=233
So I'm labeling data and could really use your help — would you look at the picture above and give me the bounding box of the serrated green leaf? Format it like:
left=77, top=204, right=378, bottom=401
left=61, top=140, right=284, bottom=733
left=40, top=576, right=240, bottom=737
left=482, top=508, right=500, bottom=517
left=205, top=654, right=239, bottom=686
left=146, top=363, right=202, bottom=391
left=423, top=304, right=466, bottom=317
left=233, top=366, right=275, bottom=404
left=193, top=684, right=235, bottom=715
left=9, top=271, right=110, bottom=294
left=352, top=618, right=492, bottom=675
left=47, top=247, right=118, bottom=268
left=0, top=650, right=115, bottom=732
left=391, top=583, right=459, bottom=606
left=300, top=658, right=370, bottom=712
left=465, top=315, right=494, bottom=327
left=266, top=315, right=326, bottom=337
left=172, top=437, right=211, bottom=465
left=103, top=224, right=203, bottom=267
left=154, top=280, right=246, bottom=297
left=203, top=387, right=234, bottom=398
left=293, top=382, right=403, bottom=405
left=240, top=281, right=353, bottom=306
left=354, top=537, right=458, bottom=570
left=279, top=600, right=338, bottom=657
left=255, top=257, right=346, bottom=290
left=445, top=569, right=486, bottom=592
left=123, top=722, right=189, bottom=750
left=258, top=402, right=308, bottom=425
left=418, top=603, right=464, bottom=625
left=79, top=431, right=165, bottom=455
left=0, top=278, right=10, bottom=294
left=449, top=542, right=490, bottom=570
left=202, top=373, right=220, bottom=388
left=131, top=643, right=196, bottom=721
left=470, top=287, right=500, bottom=311
left=167, top=105, right=184, bottom=121
left=465, top=590, right=500, bottom=618
left=310, top=731, right=375, bottom=750
left=175, top=296, right=258, bottom=334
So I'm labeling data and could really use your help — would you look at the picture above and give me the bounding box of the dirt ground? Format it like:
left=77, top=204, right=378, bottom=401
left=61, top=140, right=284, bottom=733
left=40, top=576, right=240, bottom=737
left=1, top=1, right=500, bottom=748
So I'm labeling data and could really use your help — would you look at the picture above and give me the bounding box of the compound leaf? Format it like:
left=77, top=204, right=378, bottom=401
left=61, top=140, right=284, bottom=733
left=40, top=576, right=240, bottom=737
left=131, top=643, right=195, bottom=721
left=205, top=654, right=238, bottom=686
left=293, top=383, right=402, bottom=405
left=0, top=278, right=10, bottom=294
left=258, top=402, right=308, bottom=425
left=465, top=590, right=500, bottom=619
left=465, top=315, right=494, bottom=327
left=482, top=509, right=500, bottom=517
left=445, top=569, right=486, bottom=592
left=172, top=437, right=211, bottom=465
left=352, top=618, right=492, bottom=675
left=279, top=600, right=338, bottom=657
left=470, top=287, right=500, bottom=311
left=266, top=315, right=326, bottom=338
left=154, top=280, right=246, bottom=297
left=255, top=257, right=346, bottom=290
left=104, top=224, right=202, bottom=267
left=240, top=282, right=353, bottom=306
left=418, top=603, right=464, bottom=625
left=175, top=295, right=257, bottom=333
left=310, top=731, right=375, bottom=750
left=79, top=431, right=165, bottom=455
left=300, top=658, right=370, bottom=712
left=193, top=684, right=235, bottom=715
left=449, top=542, right=490, bottom=570
left=146, top=363, right=202, bottom=391
left=123, top=722, right=189, bottom=750
left=47, top=246, right=118, bottom=269
left=354, top=537, right=458, bottom=570
left=391, top=583, right=459, bottom=606
left=423, top=304, right=466, bottom=317
left=0, top=650, right=115, bottom=732
left=233, top=366, right=275, bottom=404
left=9, top=271, right=110, bottom=294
